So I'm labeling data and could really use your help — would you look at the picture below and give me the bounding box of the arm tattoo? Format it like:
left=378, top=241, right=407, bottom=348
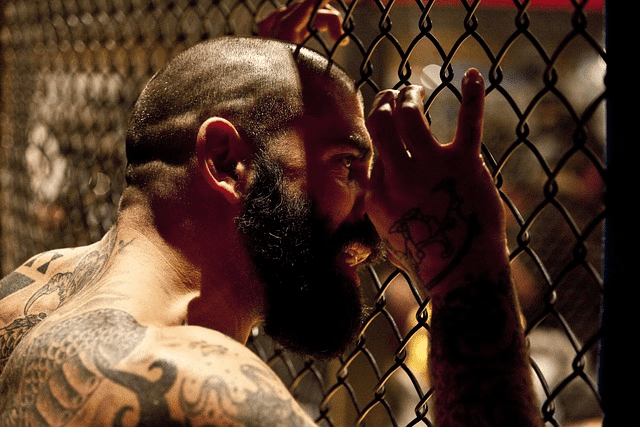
left=96, top=358, right=178, bottom=426
left=177, top=364, right=307, bottom=427
left=429, top=267, right=542, bottom=427
left=387, top=178, right=481, bottom=287
left=0, top=309, right=312, bottom=427
left=97, top=358, right=309, bottom=427
left=0, top=309, right=146, bottom=426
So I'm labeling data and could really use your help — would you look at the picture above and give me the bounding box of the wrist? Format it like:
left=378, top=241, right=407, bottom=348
left=420, top=232, right=511, bottom=300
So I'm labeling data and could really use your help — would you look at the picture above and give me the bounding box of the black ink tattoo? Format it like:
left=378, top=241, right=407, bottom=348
left=388, top=178, right=481, bottom=286
left=429, top=267, right=541, bottom=427
left=1, top=231, right=311, bottom=426
left=178, top=364, right=307, bottom=427
left=23, top=232, right=124, bottom=315
left=0, top=309, right=147, bottom=426
left=1, top=307, right=311, bottom=427
left=96, top=358, right=177, bottom=426
left=235, top=364, right=306, bottom=426
left=0, top=231, right=131, bottom=372
left=0, top=314, right=47, bottom=372
left=0, top=272, right=35, bottom=301
left=24, top=252, right=64, bottom=274
left=92, top=355, right=307, bottom=427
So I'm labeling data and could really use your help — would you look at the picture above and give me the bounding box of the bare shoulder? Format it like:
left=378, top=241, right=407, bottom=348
left=0, top=231, right=125, bottom=373
left=0, top=230, right=123, bottom=304
left=0, top=308, right=317, bottom=427
left=130, top=325, right=317, bottom=427
left=0, top=245, right=85, bottom=305
left=0, top=245, right=95, bottom=371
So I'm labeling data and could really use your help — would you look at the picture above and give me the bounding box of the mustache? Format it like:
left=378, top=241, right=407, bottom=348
left=329, top=214, right=385, bottom=265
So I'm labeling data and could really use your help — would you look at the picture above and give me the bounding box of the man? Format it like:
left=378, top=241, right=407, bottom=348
left=0, top=13, right=541, bottom=427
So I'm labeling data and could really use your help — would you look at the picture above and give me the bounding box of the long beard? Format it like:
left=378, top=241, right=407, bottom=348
left=237, top=154, right=382, bottom=359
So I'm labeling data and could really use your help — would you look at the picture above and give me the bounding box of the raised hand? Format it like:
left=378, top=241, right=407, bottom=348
left=257, top=0, right=347, bottom=45
left=365, top=69, right=542, bottom=427
left=365, top=69, right=508, bottom=295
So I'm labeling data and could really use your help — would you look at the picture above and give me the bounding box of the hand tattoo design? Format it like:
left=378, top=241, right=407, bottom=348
left=388, top=178, right=481, bottom=286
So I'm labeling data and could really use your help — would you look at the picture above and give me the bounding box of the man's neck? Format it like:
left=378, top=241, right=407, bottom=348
left=110, top=204, right=264, bottom=344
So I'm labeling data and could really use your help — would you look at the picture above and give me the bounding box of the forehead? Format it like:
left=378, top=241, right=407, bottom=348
left=300, top=76, right=370, bottom=146
left=262, top=81, right=371, bottom=182
left=261, top=65, right=371, bottom=171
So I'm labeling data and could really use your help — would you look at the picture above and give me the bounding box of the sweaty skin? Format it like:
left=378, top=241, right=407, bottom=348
left=0, top=228, right=318, bottom=426
left=0, top=35, right=541, bottom=427
left=365, top=70, right=540, bottom=427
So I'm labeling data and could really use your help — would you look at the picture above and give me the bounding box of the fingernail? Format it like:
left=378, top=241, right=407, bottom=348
left=463, top=68, right=483, bottom=85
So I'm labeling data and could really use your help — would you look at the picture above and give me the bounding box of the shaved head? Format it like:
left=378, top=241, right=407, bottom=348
left=121, top=37, right=376, bottom=358
left=124, top=36, right=358, bottom=188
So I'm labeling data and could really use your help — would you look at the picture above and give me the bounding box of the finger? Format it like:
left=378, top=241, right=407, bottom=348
left=454, top=68, right=485, bottom=153
left=366, top=90, right=409, bottom=167
left=256, top=7, right=285, bottom=37
left=312, top=8, right=346, bottom=43
left=394, top=85, right=439, bottom=157
left=285, top=0, right=333, bottom=35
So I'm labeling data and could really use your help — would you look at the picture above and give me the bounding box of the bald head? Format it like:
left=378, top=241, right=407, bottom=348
left=124, top=36, right=358, bottom=189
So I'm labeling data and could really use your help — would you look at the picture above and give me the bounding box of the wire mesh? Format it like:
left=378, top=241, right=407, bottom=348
left=0, top=1, right=605, bottom=426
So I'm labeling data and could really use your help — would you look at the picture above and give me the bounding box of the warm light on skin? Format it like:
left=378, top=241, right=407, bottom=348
left=251, top=79, right=376, bottom=277
left=299, top=96, right=373, bottom=227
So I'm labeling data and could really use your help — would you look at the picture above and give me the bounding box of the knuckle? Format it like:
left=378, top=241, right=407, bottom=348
left=398, top=101, right=422, bottom=122
left=367, top=104, right=393, bottom=124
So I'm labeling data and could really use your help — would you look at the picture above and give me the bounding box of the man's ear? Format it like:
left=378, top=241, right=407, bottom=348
left=196, top=117, right=249, bottom=204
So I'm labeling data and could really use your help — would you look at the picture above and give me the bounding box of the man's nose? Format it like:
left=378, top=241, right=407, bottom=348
left=351, top=172, right=372, bottom=220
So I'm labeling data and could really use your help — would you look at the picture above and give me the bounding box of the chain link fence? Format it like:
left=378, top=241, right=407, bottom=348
left=0, top=1, right=606, bottom=426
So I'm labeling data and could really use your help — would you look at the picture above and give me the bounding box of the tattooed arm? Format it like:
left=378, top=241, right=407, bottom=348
left=0, top=308, right=317, bottom=427
left=129, top=326, right=319, bottom=427
left=365, top=70, right=541, bottom=427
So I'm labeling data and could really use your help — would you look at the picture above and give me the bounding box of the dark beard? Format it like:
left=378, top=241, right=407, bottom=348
left=236, top=154, right=383, bottom=359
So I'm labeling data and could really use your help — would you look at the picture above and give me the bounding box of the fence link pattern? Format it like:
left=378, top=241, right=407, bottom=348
left=0, top=1, right=606, bottom=426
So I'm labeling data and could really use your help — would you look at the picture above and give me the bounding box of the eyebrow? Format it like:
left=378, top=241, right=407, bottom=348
left=351, top=135, right=379, bottom=165
left=331, top=135, right=379, bottom=173
left=342, top=135, right=374, bottom=159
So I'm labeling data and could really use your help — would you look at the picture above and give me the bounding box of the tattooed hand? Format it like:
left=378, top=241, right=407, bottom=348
left=366, top=70, right=542, bottom=427
left=365, top=69, right=508, bottom=294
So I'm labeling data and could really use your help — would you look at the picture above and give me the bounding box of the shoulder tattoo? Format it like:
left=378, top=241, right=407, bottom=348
left=0, top=309, right=146, bottom=426
left=1, top=309, right=313, bottom=427
left=0, top=232, right=131, bottom=371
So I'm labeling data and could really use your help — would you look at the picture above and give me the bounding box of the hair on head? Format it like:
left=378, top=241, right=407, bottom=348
left=124, top=36, right=356, bottom=189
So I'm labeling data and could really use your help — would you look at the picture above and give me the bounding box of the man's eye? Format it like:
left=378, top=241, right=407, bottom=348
left=341, top=156, right=355, bottom=169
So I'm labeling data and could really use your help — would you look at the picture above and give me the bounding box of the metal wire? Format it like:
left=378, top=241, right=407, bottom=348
left=0, top=1, right=605, bottom=426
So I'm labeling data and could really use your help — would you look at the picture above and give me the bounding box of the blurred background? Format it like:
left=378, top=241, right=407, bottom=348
left=0, top=1, right=606, bottom=426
